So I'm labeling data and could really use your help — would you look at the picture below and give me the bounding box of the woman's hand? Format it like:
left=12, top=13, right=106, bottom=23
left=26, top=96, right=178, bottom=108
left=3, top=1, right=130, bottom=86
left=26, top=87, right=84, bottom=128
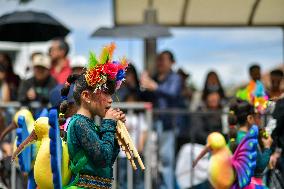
left=140, top=71, right=158, bottom=91
left=104, top=108, right=126, bottom=122
left=115, top=108, right=126, bottom=123
left=261, top=135, right=273, bottom=148
left=269, top=151, right=281, bottom=169
left=104, top=108, right=121, bottom=121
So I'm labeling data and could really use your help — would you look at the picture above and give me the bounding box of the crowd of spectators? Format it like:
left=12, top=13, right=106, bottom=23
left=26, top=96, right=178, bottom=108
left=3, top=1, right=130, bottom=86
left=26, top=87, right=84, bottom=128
left=0, top=39, right=283, bottom=189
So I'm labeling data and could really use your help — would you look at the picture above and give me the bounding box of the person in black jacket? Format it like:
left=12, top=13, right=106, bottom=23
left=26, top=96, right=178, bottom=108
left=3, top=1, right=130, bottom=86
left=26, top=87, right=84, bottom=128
left=270, top=97, right=284, bottom=177
left=18, top=53, right=57, bottom=105
left=191, top=91, right=223, bottom=145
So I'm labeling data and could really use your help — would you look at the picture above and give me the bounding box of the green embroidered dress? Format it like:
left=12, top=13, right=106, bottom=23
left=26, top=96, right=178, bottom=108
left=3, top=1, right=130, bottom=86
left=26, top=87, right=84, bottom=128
left=66, top=114, right=120, bottom=188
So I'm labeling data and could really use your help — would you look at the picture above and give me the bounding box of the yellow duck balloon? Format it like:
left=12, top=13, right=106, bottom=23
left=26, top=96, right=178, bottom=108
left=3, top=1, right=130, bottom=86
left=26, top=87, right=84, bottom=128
left=192, top=125, right=258, bottom=189
left=12, top=117, right=71, bottom=189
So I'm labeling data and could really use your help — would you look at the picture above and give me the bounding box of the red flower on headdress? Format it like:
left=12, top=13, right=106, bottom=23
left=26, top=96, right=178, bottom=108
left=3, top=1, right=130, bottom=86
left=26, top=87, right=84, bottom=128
left=85, top=64, right=105, bottom=87
left=104, top=62, right=119, bottom=80
left=85, top=43, right=128, bottom=90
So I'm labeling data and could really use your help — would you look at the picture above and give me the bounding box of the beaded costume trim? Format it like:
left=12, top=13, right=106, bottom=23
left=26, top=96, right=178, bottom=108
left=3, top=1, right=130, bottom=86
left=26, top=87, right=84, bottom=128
left=77, top=174, right=112, bottom=189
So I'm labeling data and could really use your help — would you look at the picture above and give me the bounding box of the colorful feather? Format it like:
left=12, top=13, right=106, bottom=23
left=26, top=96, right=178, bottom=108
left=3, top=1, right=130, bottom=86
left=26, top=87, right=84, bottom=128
left=120, top=57, right=128, bottom=68
left=88, top=51, right=98, bottom=69
left=253, top=81, right=268, bottom=113
left=236, top=80, right=268, bottom=114
left=99, top=45, right=110, bottom=65
left=236, top=88, right=249, bottom=101
left=108, top=42, right=116, bottom=61
left=231, top=125, right=258, bottom=188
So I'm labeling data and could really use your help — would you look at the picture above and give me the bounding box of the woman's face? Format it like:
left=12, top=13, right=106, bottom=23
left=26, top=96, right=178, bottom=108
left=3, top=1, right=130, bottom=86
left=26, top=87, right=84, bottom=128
left=247, top=113, right=262, bottom=127
left=253, top=113, right=262, bottom=126
left=206, top=92, right=221, bottom=109
left=207, top=74, right=219, bottom=86
left=125, top=72, right=136, bottom=87
left=89, top=91, right=113, bottom=118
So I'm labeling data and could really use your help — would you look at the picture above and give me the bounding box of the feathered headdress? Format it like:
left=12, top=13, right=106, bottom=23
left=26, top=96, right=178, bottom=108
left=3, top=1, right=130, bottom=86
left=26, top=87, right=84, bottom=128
left=236, top=80, right=268, bottom=113
left=85, top=43, right=128, bottom=92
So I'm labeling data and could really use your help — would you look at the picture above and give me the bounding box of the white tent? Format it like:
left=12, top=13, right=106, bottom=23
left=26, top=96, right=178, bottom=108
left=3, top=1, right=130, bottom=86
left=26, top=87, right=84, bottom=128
left=93, top=0, right=284, bottom=72
left=114, top=0, right=284, bottom=27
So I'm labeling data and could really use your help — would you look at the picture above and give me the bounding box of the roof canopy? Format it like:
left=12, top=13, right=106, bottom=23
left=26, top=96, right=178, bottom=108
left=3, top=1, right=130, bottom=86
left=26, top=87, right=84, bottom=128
left=114, top=0, right=284, bottom=27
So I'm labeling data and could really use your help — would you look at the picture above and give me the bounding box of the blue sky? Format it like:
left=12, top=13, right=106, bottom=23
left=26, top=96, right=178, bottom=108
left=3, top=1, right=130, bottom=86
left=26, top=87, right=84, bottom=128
left=0, top=0, right=283, bottom=88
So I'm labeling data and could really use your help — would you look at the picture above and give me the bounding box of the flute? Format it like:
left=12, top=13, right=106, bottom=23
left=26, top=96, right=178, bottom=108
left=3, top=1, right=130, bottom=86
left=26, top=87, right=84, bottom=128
left=116, top=120, right=145, bottom=171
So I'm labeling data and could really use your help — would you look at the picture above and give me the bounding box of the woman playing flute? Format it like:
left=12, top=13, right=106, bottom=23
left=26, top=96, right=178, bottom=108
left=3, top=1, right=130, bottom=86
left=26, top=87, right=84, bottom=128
left=59, top=43, right=128, bottom=189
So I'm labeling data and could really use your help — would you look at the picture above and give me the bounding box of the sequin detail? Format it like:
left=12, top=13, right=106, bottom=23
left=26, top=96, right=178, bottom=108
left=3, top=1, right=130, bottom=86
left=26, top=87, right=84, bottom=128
left=77, top=174, right=112, bottom=189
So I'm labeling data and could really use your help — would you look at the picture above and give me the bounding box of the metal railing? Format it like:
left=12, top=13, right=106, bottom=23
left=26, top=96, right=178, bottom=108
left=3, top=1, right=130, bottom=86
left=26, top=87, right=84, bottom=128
left=0, top=102, right=273, bottom=189
left=111, top=102, right=153, bottom=189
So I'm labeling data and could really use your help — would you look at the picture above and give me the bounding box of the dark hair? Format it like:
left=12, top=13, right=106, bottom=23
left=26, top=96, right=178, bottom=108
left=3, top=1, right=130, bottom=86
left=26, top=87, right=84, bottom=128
left=0, top=53, right=20, bottom=90
left=249, top=64, right=260, bottom=74
left=177, top=68, right=190, bottom=79
left=202, top=71, right=225, bottom=102
left=0, top=62, right=8, bottom=72
left=126, top=63, right=140, bottom=88
left=58, top=74, right=80, bottom=126
left=270, top=69, right=284, bottom=78
left=53, top=38, right=69, bottom=56
left=228, top=99, right=255, bottom=152
left=159, top=50, right=175, bottom=62
left=0, top=53, right=11, bottom=65
left=58, top=73, right=116, bottom=125
left=0, top=53, right=13, bottom=73
left=72, top=75, right=116, bottom=105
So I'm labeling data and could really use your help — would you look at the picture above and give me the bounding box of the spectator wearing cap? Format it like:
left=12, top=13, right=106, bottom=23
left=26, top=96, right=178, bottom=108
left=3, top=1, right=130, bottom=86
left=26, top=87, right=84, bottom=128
left=49, top=38, right=72, bottom=84
left=18, top=54, right=57, bottom=104
left=70, top=55, right=87, bottom=75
